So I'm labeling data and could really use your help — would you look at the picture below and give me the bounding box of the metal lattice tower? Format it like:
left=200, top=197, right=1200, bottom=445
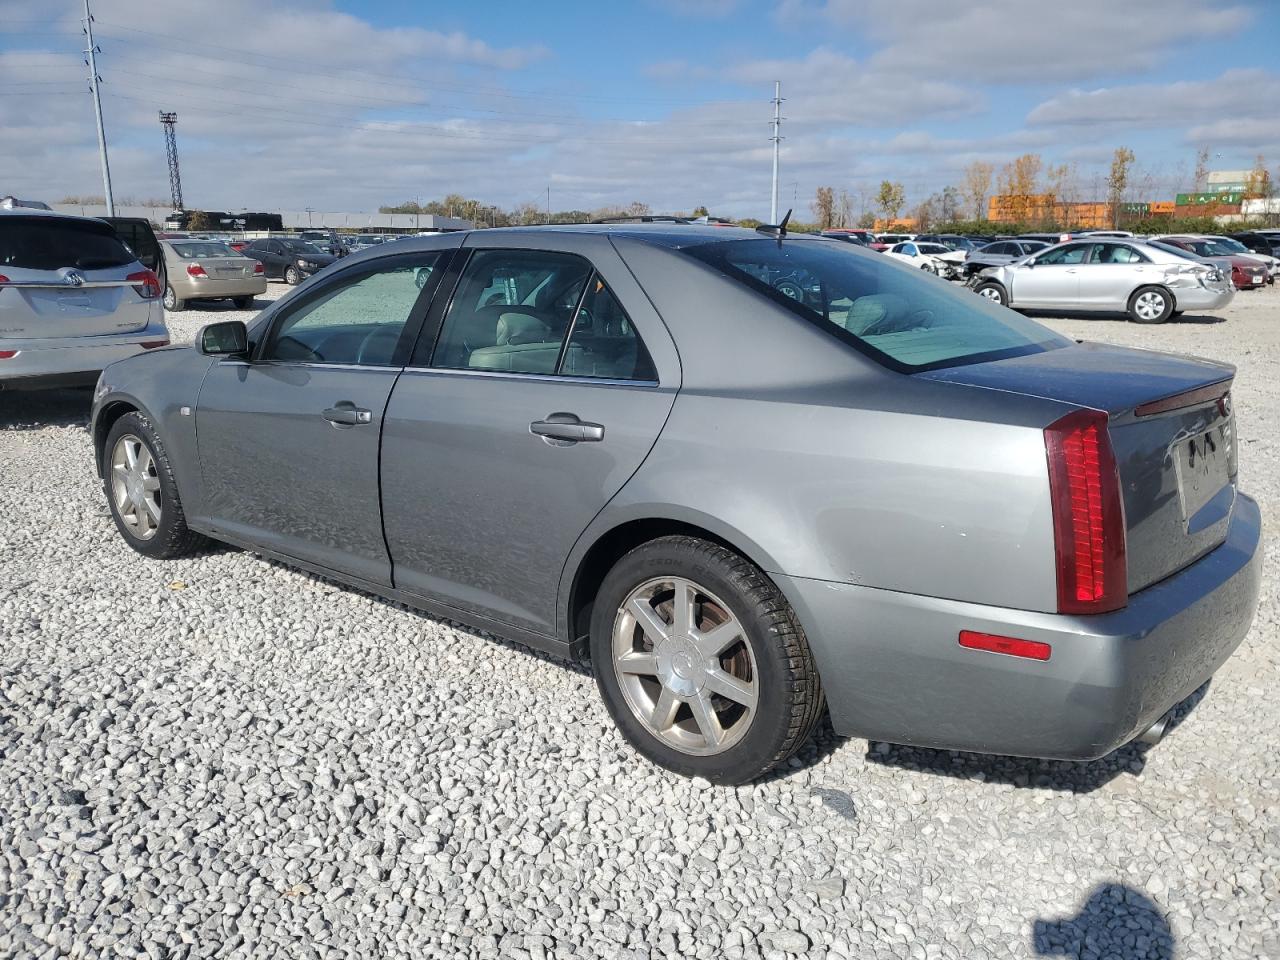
left=159, top=111, right=183, bottom=211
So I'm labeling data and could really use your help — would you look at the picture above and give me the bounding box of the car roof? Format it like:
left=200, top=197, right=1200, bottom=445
left=0, top=206, right=111, bottom=224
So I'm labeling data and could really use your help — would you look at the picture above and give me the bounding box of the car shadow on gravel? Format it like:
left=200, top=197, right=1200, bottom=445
left=863, top=682, right=1210, bottom=793
left=1033, top=883, right=1174, bottom=958
left=0, top=387, right=93, bottom=431
left=1024, top=310, right=1227, bottom=325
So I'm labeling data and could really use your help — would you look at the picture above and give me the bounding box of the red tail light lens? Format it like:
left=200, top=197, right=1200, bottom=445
left=959, top=630, right=1051, bottom=661
left=127, top=269, right=162, bottom=299
left=0, top=350, right=17, bottom=360
left=253, top=261, right=264, bottom=274
left=187, top=263, right=208, bottom=278
left=0, top=274, right=10, bottom=285
left=1045, top=409, right=1126, bottom=614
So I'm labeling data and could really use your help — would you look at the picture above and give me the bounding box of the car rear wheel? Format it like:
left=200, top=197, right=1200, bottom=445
left=1128, top=285, right=1173, bottom=324
left=103, top=412, right=209, bottom=559
left=590, top=535, right=824, bottom=784
left=163, top=286, right=184, bottom=311
left=233, top=296, right=255, bottom=309
left=973, top=280, right=1007, bottom=305
left=284, top=266, right=302, bottom=285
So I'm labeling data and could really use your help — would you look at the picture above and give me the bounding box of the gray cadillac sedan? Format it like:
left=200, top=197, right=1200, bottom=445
left=89, top=225, right=1262, bottom=784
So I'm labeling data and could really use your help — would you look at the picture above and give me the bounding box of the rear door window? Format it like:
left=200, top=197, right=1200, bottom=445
left=0, top=216, right=136, bottom=271
left=1034, top=243, right=1089, bottom=265
left=682, top=237, right=1068, bottom=373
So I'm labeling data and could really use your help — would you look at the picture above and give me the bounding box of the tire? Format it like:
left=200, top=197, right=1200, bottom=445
left=284, top=266, right=302, bottom=285
left=921, top=262, right=936, bottom=274
left=589, top=535, right=824, bottom=784
left=1128, top=285, right=1174, bottom=324
left=232, top=296, right=255, bottom=309
left=103, top=412, right=209, bottom=560
left=973, top=280, right=1007, bottom=306
left=163, top=286, right=184, bottom=311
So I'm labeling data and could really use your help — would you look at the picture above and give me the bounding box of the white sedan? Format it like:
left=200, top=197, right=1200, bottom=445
left=884, top=241, right=965, bottom=279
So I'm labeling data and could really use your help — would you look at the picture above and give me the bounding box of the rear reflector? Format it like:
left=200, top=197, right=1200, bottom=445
left=1044, top=408, right=1127, bottom=614
left=127, top=269, right=162, bottom=299
left=1134, top=380, right=1232, bottom=418
left=959, top=630, right=1051, bottom=661
left=0, top=350, right=17, bottom=360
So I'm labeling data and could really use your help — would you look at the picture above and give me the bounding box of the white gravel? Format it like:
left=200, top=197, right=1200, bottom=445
left=2, top=281, right=1278, bottom=959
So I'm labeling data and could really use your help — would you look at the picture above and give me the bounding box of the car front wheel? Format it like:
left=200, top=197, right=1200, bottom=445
left=284, top=265, right=302, bottom=285
left=1128, top=285, right=1173, bottom=324
left=973, top=280, right=1007, bottom=305
left=590, top=536, right=824, bottom=784
left=103, top=412, right=209, bottom=559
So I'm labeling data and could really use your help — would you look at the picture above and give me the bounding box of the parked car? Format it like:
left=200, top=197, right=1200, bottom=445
left=1155, top=237, right=1267, bottom=290
left=298, top=231, right=350, bottom=257
left=963, top=239, right=1050, bottom=277
left=1200, top=235, right=1278, bottom=284
left=88, top=226, right=1261, bottom=782
left=971, top=238, right=1234, bottom=322
left=159, top=239, right=267, bottom=311
left=916, top=234, right=980, bottom=253
left=872, top=232, right=915, bottom=251
left=820, top=229, right=874, bottom=246
left=1230, top=231, right=1280, bottom=259
left=238, top=238, right=337, bottom=284
left=885, top=241, right=964, bottom=278
left=0, top=207, right=169, bottom=391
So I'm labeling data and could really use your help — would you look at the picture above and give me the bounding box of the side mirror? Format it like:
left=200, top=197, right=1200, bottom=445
left=198, top=320, right=249, bottom=357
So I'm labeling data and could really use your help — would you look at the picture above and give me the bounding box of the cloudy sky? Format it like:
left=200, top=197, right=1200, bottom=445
left=0, top=0, right=1275, bottom=218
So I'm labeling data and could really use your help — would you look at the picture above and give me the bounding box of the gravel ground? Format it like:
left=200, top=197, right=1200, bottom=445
left=2, top=281, right=1277, bottom=960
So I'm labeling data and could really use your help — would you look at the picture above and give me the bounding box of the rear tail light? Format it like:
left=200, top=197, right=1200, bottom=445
left=253, top=261, right=264, bottom=274
left=127, top=269, right=162, bottom=299
left=0, top=274, right=9, bottom=285
left=1044, top=409, right=1127, bottom=614
left=0, top=350, right=17, bottom=360
left=187, top=263, right=208, bottom=278
left=139, top=340, right=169, bottom=350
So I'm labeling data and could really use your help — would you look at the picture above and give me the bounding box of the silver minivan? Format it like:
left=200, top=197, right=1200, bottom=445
left=0, top=208, right=170, bottom=390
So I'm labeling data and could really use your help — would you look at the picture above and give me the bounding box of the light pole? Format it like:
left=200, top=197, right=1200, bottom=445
left=82, top=0, right=114, bottom=216
left=769, top=81, right=783, bottom=223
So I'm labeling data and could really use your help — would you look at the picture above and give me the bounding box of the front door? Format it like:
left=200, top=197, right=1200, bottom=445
left=1075, top=242, right=1150, bottom=308
left=380, top=237, right=679, bottom=637
left=1012, top=242, right=1088, bottom=308
left=195, top=249, right=451, bottom=584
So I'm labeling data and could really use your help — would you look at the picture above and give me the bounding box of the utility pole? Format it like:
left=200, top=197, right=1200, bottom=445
left=159, top=112, right=183, bottom=212
left=414, top=195, right=420, bottom=231
left=769, top=80, right=784, bottom=224
left=546, top=185, right=551, bottom=223
left=82, top=0, right=114, bottom=216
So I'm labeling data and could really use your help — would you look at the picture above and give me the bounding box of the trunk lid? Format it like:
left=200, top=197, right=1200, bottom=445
left=919, top=341, right=1236, bottom=593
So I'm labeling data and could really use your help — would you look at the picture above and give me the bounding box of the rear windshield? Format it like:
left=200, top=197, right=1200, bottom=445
left=0, top=216, right=135, bottom=271
left=170, top=240, right=239, bottom=258
left=681, top=238, right=1070, bottom=373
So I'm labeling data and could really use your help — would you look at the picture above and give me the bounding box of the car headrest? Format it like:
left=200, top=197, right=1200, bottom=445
left=496, top=311, right=552, bottom=345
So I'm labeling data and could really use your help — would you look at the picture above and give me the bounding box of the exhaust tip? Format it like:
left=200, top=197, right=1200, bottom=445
left=1136, top=712, right=1171, bottom=747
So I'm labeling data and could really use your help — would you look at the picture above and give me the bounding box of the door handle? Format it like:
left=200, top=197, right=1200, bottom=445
left=323, top=402, right=372, bottom=426
left=530, top=413, right=605, bottom=444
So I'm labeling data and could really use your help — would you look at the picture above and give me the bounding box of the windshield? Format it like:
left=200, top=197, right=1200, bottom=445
left=1150, top=241, right=1204, bottom=262
left=170, top=240, right=239, bottom=258
left=681, top=238, right=1070, bottom=373
left=282, top=239, right=325, bottom=255
left=1210, top=237, right=1248, bottom=253
left=0, top=217, right=135, bottom=271
left=1201, top=240, right=1244, bottom=256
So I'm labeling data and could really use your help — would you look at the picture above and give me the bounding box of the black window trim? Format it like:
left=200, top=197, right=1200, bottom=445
left=251, top=249, right=452, bottom=368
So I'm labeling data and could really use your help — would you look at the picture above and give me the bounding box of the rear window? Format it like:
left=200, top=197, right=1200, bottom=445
left=170, top=241, right=239, bottom=258
left=0, top=216, right=136, bottom=271
left=681, top=238, right=1070, bottom=373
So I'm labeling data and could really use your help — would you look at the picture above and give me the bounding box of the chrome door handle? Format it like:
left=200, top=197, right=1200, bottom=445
left=530, top=413, right=605, bottom=444
left=323, top=402, right=372, bottom=426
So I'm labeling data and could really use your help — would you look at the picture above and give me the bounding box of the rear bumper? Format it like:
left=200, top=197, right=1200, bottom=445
left=173, top=277, right=267, bottom=299
left=0, top=323, right=170, bottom=390
left=778, top=492, right=1262, bottom=760
left=1171, top=284, right=1235, bottom=311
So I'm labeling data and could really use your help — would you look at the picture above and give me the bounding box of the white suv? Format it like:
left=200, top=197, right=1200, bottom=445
left=0, top=207, right=170, bottom=391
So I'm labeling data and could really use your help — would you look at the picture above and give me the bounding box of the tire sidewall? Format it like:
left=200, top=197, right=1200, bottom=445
left=1129, top=285, right=1173, bottom=324
left=102, top=413, right=187, bottom=559
left=285, top=266, right=301, bottom=285
left=975, top=281, right=1007, bottom=305
left=163, top=286, right=183, bottom=311
left=589, top=540, right=799, bottom=783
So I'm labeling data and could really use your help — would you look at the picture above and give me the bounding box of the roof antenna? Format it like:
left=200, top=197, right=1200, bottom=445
left=755, top=207, right=792, bottom=242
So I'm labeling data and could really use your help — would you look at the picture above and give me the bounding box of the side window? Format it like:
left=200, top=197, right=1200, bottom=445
left=1035, top=244, right=1088, bottom=266
left=262, top=257, right=441, bottom=365
left=1100, top=244, right=1146, bottom=264
left=433, top=249, right=591, bottom=374
left=561, top=275, right=657, bottom=381
left=902, top=243, right=918, bottom=256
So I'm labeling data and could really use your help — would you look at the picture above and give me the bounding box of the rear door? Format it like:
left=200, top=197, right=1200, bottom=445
left=195, top=247, right=455, bottom=584
left=380, top=233, right=679, bottom=638
left=0, top=214, right=151, bottom=338
left=1075, top=242, right=1151, bottom=308
left=1010, top=242, right=1088, bottom=308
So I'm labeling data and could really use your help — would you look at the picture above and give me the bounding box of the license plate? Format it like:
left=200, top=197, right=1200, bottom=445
left=1174, top=427, right=1228, bottom=521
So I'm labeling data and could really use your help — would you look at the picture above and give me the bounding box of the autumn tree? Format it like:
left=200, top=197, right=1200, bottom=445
left=1245, top=154, right=1271, bottom=197
left=1045, top=162, right=1077, bottom=226
left=1193, top=146, right=1211, bottom=190
left=811, top=186, right=836, bottom=229
left=837, top=190, right=854, bottom=228
left=961, top=161, right=993, bottom=220
left=1107, top=146, right=1136, bottom=227
left=876, top=180, right=906, bottom=221
left=998, top=153, right=1043, bottom=221
left=186, top=210, right=211, bottom=230
left=690, top=205, right=710, bottom=217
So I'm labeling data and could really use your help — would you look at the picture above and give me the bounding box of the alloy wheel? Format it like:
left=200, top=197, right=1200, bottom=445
left=611, top=576, right=758, bottom=756
left=1134, top=291, right=1166, bottom=320
left=978, top=286, right=1003, bottom=302
left=110, top=434, right=162, bottom=540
